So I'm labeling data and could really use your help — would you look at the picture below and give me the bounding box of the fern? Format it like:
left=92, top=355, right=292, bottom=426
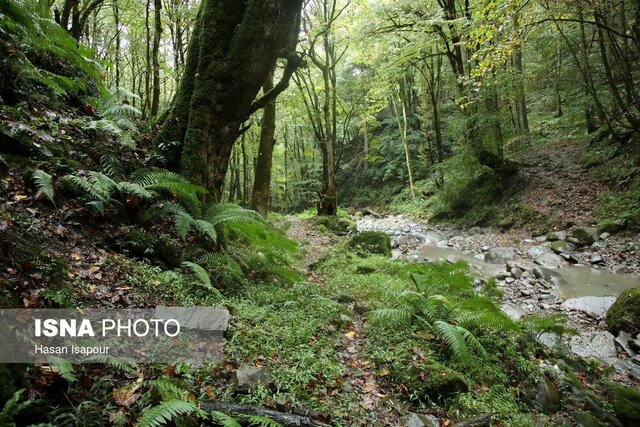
left=0, top=389, right=32, bottom=426
left=241, top=415, right=283, bottom=427
left=32, top=169, right=55, bottom=204
left=135, top=400, right=198, bottom=427
left=151, top=378, right=189, bottom=401
left=210, top=411, right=242, bottom=427
left=49, top=358, right=77, bottom=382
left=0, top=153, right=6, bottom=165
left=182, top=261, right=212, bottom=289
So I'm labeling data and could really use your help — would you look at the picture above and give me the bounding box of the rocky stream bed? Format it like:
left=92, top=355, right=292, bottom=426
left=356, top=214, right=640, bottom=388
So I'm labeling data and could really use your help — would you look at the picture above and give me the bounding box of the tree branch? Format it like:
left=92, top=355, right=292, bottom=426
left=247, top=52, right=303, bottom=116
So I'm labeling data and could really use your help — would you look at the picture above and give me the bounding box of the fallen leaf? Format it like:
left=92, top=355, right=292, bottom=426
left=345, top=331, right=356, bottom=340
left=113, top=386, right=140, bottom=407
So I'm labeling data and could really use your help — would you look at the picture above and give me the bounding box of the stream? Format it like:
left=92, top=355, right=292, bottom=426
left=356, top=214, right=640, bottom=383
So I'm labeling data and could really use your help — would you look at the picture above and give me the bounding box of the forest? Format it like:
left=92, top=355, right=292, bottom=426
left=0, top=0, right=640, bottom=425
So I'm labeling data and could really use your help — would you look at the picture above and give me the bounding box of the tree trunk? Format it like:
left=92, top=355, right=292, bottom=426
left=151, top=0, right=162, bottom=117
left=252, top=69, right=277, bottom=217
left=113, top=2, right=120, bottom=87
left=157, top=0, right=302, bottom=200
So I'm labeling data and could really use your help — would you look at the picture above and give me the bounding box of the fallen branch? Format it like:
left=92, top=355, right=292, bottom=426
left=200, top=401, right=329, bottom=427
left=452, top=414, right=492, bottom=427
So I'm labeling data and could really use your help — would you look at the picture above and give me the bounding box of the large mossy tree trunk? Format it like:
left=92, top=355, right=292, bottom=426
left=252, top=69, right=276, bottom=217
left=156, top=0, right=303, bottom=200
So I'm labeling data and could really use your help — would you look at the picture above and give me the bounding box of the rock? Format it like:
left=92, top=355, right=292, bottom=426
left=612, top=358, right=640, bottom=382
left=522, top=376, right=561, bottom=414
left=561, top=296, right=616, bottom=318
left=539, top=294, right=553, bottom=301
left=550, top=240, right=576, bottom=254
left=481, top=245, right=490, bottom=252
left=568, top=331, right=618, bottom=365
left=505, top=277, right=515, bottom=284
left=521, top=289, right=533, bottom=297
left=501, top=303, right=526, bottom=321
left=528, top=246, right=549, bottom=259
left=315, top=216, right=356, bottom=235
left=496, top=272, right=508, bottom=280
left=560, top=253, right=580, bottom=264
left=510, top=267, right=524, bottom=279
left=405, top=413, right=439, bottom=427
left=615, top=331, right=638, bottom=357
left=534, top=252, right=565, bottom=269
left=446, top=255, right=459, bottom=264
left=604, top=382, right=640, bottom=426
left=537, top=332, right=560, bottom=348
left=347, top=231, right=392, bottom=257
left=484, top=247, right=516, bottom=264
left=572, top=228, right=595, bottom=246
left=532, top=266, right=556, bottom=281
left=473, top=278, right=486, bottom=287
left=590, top=254, right=604, bottom=264
left=233, top=365, right=273, bottom=390
left=606, top=287, right=640, bottom=336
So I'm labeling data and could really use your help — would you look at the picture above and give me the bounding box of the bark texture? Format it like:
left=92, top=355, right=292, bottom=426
left=251, top=70, right=276, bottom=217
left=157, top=0, right=302, bottom=200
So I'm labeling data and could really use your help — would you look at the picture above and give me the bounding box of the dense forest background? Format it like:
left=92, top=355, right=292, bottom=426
left=1, top=0, right=640, bottom=426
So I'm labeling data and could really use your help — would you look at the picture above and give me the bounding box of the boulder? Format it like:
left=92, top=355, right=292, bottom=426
left=571, top=228, right=595, bottom=246
left=534, top=252, right=565, bottom=269
left=604, top=382, right=640, bottom=426
left=501, top=303, right=526, bottom=321
left=561, top=296, right=617, bottom=318
left=528, top=246, right=549, bottom=259
left=348, top=231, right=392, bottom=257
left=590, top=254, right=604, bottom=264
left=232, top=365, right=273, bottom=390
left=568, top=331, right=618, bottom=365
left=510, top=267, right=524, bottom=279
left=405, top=413, right=439, bottom=427
left=484, top=247, right=516, bottom=264
left=550, top=240, right=576, bottom=254
left=606, top=287, right=640, bottom=336
left=522, top=376, right=561, bottom=414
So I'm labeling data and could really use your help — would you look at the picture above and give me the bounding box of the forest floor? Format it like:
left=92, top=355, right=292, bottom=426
left=509, top=139, right=607, bottom=229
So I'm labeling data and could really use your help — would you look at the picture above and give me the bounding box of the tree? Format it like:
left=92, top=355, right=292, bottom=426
left=155, top=0, right=303, bottom=200
left=252, top=69, right=277, bottom=217
left=151, top=0, right=162, bottom=116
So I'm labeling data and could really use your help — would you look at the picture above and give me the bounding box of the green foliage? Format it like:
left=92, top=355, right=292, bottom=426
left=0, top=389, right=32, bottom=427
left=89, top=87, right=142, bottom=147
left=0, top=0, right=103, bottom=99
left=62, top=169, right=206, bottom=214
left=32, top=169, right=54, bottom=204
left=370, top=270, right=515, bottom=364
left=135, top=399, right=199, bottom=427
left=605, top=286, right=640, bottom=336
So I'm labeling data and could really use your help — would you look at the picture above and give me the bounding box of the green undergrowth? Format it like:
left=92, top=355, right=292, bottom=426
left=583, top=130, right=640, bottom=233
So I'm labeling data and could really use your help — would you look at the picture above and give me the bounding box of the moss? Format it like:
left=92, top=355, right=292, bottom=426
left=546, top=232, right=560, bottom=241
left=571, top=228, right=595, bottom=245
left=347, top=231, right=392, bottom=257
left=391, top=361, right=468, bottom=404
left=572, top=411, right=607, bottom=427
left=597, top=220, right=625, bottom=235
left=314, top=216, right=356, bottom=236
left=605, top=286, right=640, bottom=336
left=604, top=382, right=640, bottom=425
left=550, top=240, right=567, bottom=251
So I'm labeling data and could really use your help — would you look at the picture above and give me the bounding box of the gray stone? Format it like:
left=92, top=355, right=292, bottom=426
left=521, top=289, right=533, bottom=297
left=501, top=303, right=526, bottom=321
left=233, top=365, right=273, bottom=389
left=590, top=254, right=604, bottom=264
left=528, top=246, right=549, bottom=259
left=537, top=332, right=560, bottom=348
left=405, top=413, right=439, bottom=427
left=599, top=232, right=610, bottom=240
left=532, top=266, right=559, bottom=282
left=568, top=331, right=618, bottom=365
left=615, top=330, right=638, bottom=357
left=485, top=247, right=516, bottom=264
left=505, top=277, right=515, bottom=284
left=534, top=252, right=565, bottom=269
left=560, top=253, right=580, bottom=264
left=511, top=267, right=524, bottom=279
left=539, top=294, right=553, bottom=301
left=560, top=296, right=616, bottom=318
left=552, top=242, right=576, bottom=254
left=523, top=377, right=561, bottom=414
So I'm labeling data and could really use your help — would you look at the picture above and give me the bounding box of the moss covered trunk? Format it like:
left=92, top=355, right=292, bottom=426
left=252, top=69, right=276, bottom=217
left=157, top=0, right=302, bottom=200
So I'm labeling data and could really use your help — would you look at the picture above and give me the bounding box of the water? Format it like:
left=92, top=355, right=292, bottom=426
left=358, top=217, right=639, bottom=298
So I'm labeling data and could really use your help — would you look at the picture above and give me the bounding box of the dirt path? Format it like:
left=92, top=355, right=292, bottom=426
left=512, top=140, right=608, bottom=228
left=284, top=218, right=403, bottom=426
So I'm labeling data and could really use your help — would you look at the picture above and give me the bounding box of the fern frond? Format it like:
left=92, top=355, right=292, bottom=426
left=151, top=378, right=189, bottom=401
left=83, top=354, right=137, bottom=372
left=433, top=320, right=472, bottom=363
left=204, top=203, right=261, bottom=226
left=175, top=211, right=195, bottom=240
left=117, top=182, right=156, bottom=200
left=135, top=399, right=198, bottom=427
left=210, top=411, right=242, bottom=427
left=32, top=169, right=55, bottom=204
left=182, top=261, right=212, bottom=288
left=193, top=219, right=218, bottom=243
left=100, top=155, right=124, bottom=179
left=240, top=414, right=283, bottom=427
left=369, top=308, right=413, bottom=325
